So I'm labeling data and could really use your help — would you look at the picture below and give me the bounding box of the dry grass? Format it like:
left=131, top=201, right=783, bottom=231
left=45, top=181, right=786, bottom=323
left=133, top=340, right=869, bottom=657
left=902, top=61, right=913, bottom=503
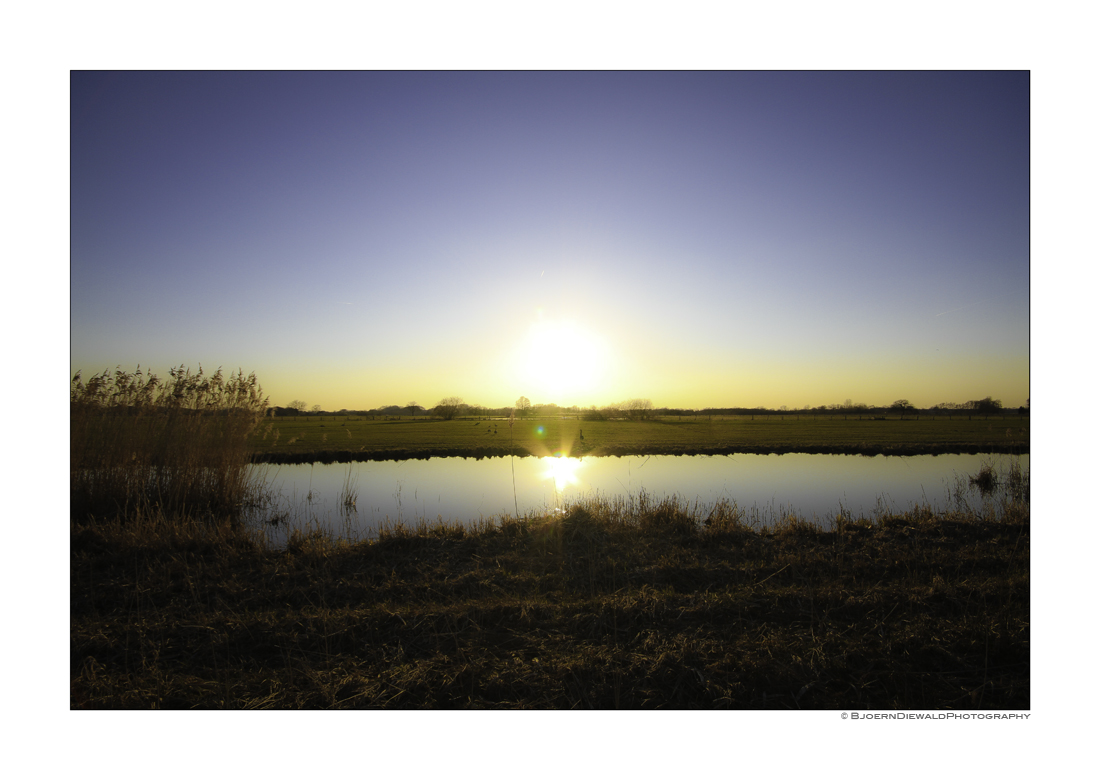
left=970, top=463, right=999, bottom=495
left=72, top=489, right=1029, bottom=709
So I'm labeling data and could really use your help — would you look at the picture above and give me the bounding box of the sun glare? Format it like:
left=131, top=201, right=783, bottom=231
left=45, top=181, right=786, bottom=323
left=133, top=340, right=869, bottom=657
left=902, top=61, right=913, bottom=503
left=542, top=454, right=584, bottom=493
left=519, top=319, right=610, bottom=403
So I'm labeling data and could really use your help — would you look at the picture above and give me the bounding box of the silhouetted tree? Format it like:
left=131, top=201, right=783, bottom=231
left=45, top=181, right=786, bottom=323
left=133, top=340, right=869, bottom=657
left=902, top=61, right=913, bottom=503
left=891, top=399, right=915, bottom=419
left=971, top=397, right=1003, bottom=417
left=287, top=400, right=306, bottom=413
left=622, top=398, right=654, bottom=420
left=434, top=397, right=463, bottom=421
left=515, top=396, right=531, bottom=418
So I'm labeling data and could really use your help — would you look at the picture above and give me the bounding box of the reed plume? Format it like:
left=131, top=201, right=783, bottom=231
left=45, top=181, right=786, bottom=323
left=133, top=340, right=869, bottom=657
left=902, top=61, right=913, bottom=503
left=71, top=365, right=268, bottom=523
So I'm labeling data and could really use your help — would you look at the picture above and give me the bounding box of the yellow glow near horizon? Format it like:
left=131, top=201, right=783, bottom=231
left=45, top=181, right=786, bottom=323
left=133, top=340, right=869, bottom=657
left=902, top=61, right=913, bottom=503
left=516, top=319, right=611, bottom=404
left=241, top=336, right=1028, bottom=412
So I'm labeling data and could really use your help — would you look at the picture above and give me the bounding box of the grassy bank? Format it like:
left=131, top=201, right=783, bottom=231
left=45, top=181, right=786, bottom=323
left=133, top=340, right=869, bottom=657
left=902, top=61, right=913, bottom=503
left=71, top=493, right=1028, bottom=709
left=250, top=415, right=1030, bottom=464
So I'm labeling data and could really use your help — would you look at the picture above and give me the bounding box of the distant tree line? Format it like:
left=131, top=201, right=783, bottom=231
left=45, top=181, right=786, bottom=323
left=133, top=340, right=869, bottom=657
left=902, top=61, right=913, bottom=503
left=666, top=396, right=1025, bottom=420
left=271, top=395, right=1027, bottom=421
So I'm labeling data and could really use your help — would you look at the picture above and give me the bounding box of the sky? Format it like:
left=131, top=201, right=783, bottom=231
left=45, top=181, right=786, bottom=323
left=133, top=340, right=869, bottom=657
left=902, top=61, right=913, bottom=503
left=70, top=71, right=1030, bottom=411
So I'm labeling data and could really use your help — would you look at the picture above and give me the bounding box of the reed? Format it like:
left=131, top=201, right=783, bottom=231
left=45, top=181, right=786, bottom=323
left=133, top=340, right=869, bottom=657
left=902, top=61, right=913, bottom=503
left=341, top=466, right=359, bottom=509
left=508, top=406, right=518, bottom=517
left=1006, top=457, right=1030, bottom=503
left=969, top=462, right=999, bottom=495
left=70, top=365, right=269, bottom=523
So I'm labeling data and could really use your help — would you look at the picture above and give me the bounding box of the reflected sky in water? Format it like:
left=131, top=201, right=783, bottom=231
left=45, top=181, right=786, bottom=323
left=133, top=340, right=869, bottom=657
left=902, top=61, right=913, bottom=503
left=251, top=452, right=1028, bottom=542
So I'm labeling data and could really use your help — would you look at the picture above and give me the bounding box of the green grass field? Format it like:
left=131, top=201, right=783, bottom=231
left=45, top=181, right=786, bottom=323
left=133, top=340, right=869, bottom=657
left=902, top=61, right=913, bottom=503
left=251, top=413, right=1030, bottom=462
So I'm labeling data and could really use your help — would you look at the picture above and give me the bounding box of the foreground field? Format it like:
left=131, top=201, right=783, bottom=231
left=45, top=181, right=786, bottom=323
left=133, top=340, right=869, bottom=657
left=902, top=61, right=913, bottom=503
left=71, top=495, right=1028, bottom=709
left=252, top=414, right=1030, bottom=463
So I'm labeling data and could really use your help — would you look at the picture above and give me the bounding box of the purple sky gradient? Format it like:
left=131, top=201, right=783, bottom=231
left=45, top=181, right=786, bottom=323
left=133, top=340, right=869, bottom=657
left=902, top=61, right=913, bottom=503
left=70, top=71, right=1029, bottom=410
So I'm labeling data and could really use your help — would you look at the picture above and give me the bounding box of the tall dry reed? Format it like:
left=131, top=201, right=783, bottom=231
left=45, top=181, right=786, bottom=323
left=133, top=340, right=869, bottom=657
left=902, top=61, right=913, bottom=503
left=71, top=365, right=268, bottom=522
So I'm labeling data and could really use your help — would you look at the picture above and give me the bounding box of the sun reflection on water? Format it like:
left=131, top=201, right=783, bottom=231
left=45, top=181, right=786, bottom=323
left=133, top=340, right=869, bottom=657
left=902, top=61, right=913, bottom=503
left=541, top=453, right=584, bottom=493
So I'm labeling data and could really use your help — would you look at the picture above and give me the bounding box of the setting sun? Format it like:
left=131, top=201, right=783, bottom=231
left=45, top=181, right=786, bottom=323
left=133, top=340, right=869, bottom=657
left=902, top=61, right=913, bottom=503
left=70, top=71, right=1029, bottom=413
left=516, top=319, right=611, bottom=404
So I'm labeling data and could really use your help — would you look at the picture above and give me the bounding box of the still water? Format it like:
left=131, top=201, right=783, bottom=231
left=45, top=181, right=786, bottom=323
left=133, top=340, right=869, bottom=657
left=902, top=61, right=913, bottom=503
left=249, top=452, right=1028, bottom=541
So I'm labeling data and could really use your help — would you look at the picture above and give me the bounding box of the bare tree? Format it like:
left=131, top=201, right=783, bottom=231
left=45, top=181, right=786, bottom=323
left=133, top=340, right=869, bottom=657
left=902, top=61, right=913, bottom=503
left=310, top=404, right=321, bottom=413
left=891, top=399, right=915, bottom=419
left=515, top=396, right=531, bottom=418
left=287, top=400, right=306, bottom=413
left=434, top=397, right=464, bottom=421
left=406, top=401, right=419, bottom=417
left=622, top=398, right=654, bottom=420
